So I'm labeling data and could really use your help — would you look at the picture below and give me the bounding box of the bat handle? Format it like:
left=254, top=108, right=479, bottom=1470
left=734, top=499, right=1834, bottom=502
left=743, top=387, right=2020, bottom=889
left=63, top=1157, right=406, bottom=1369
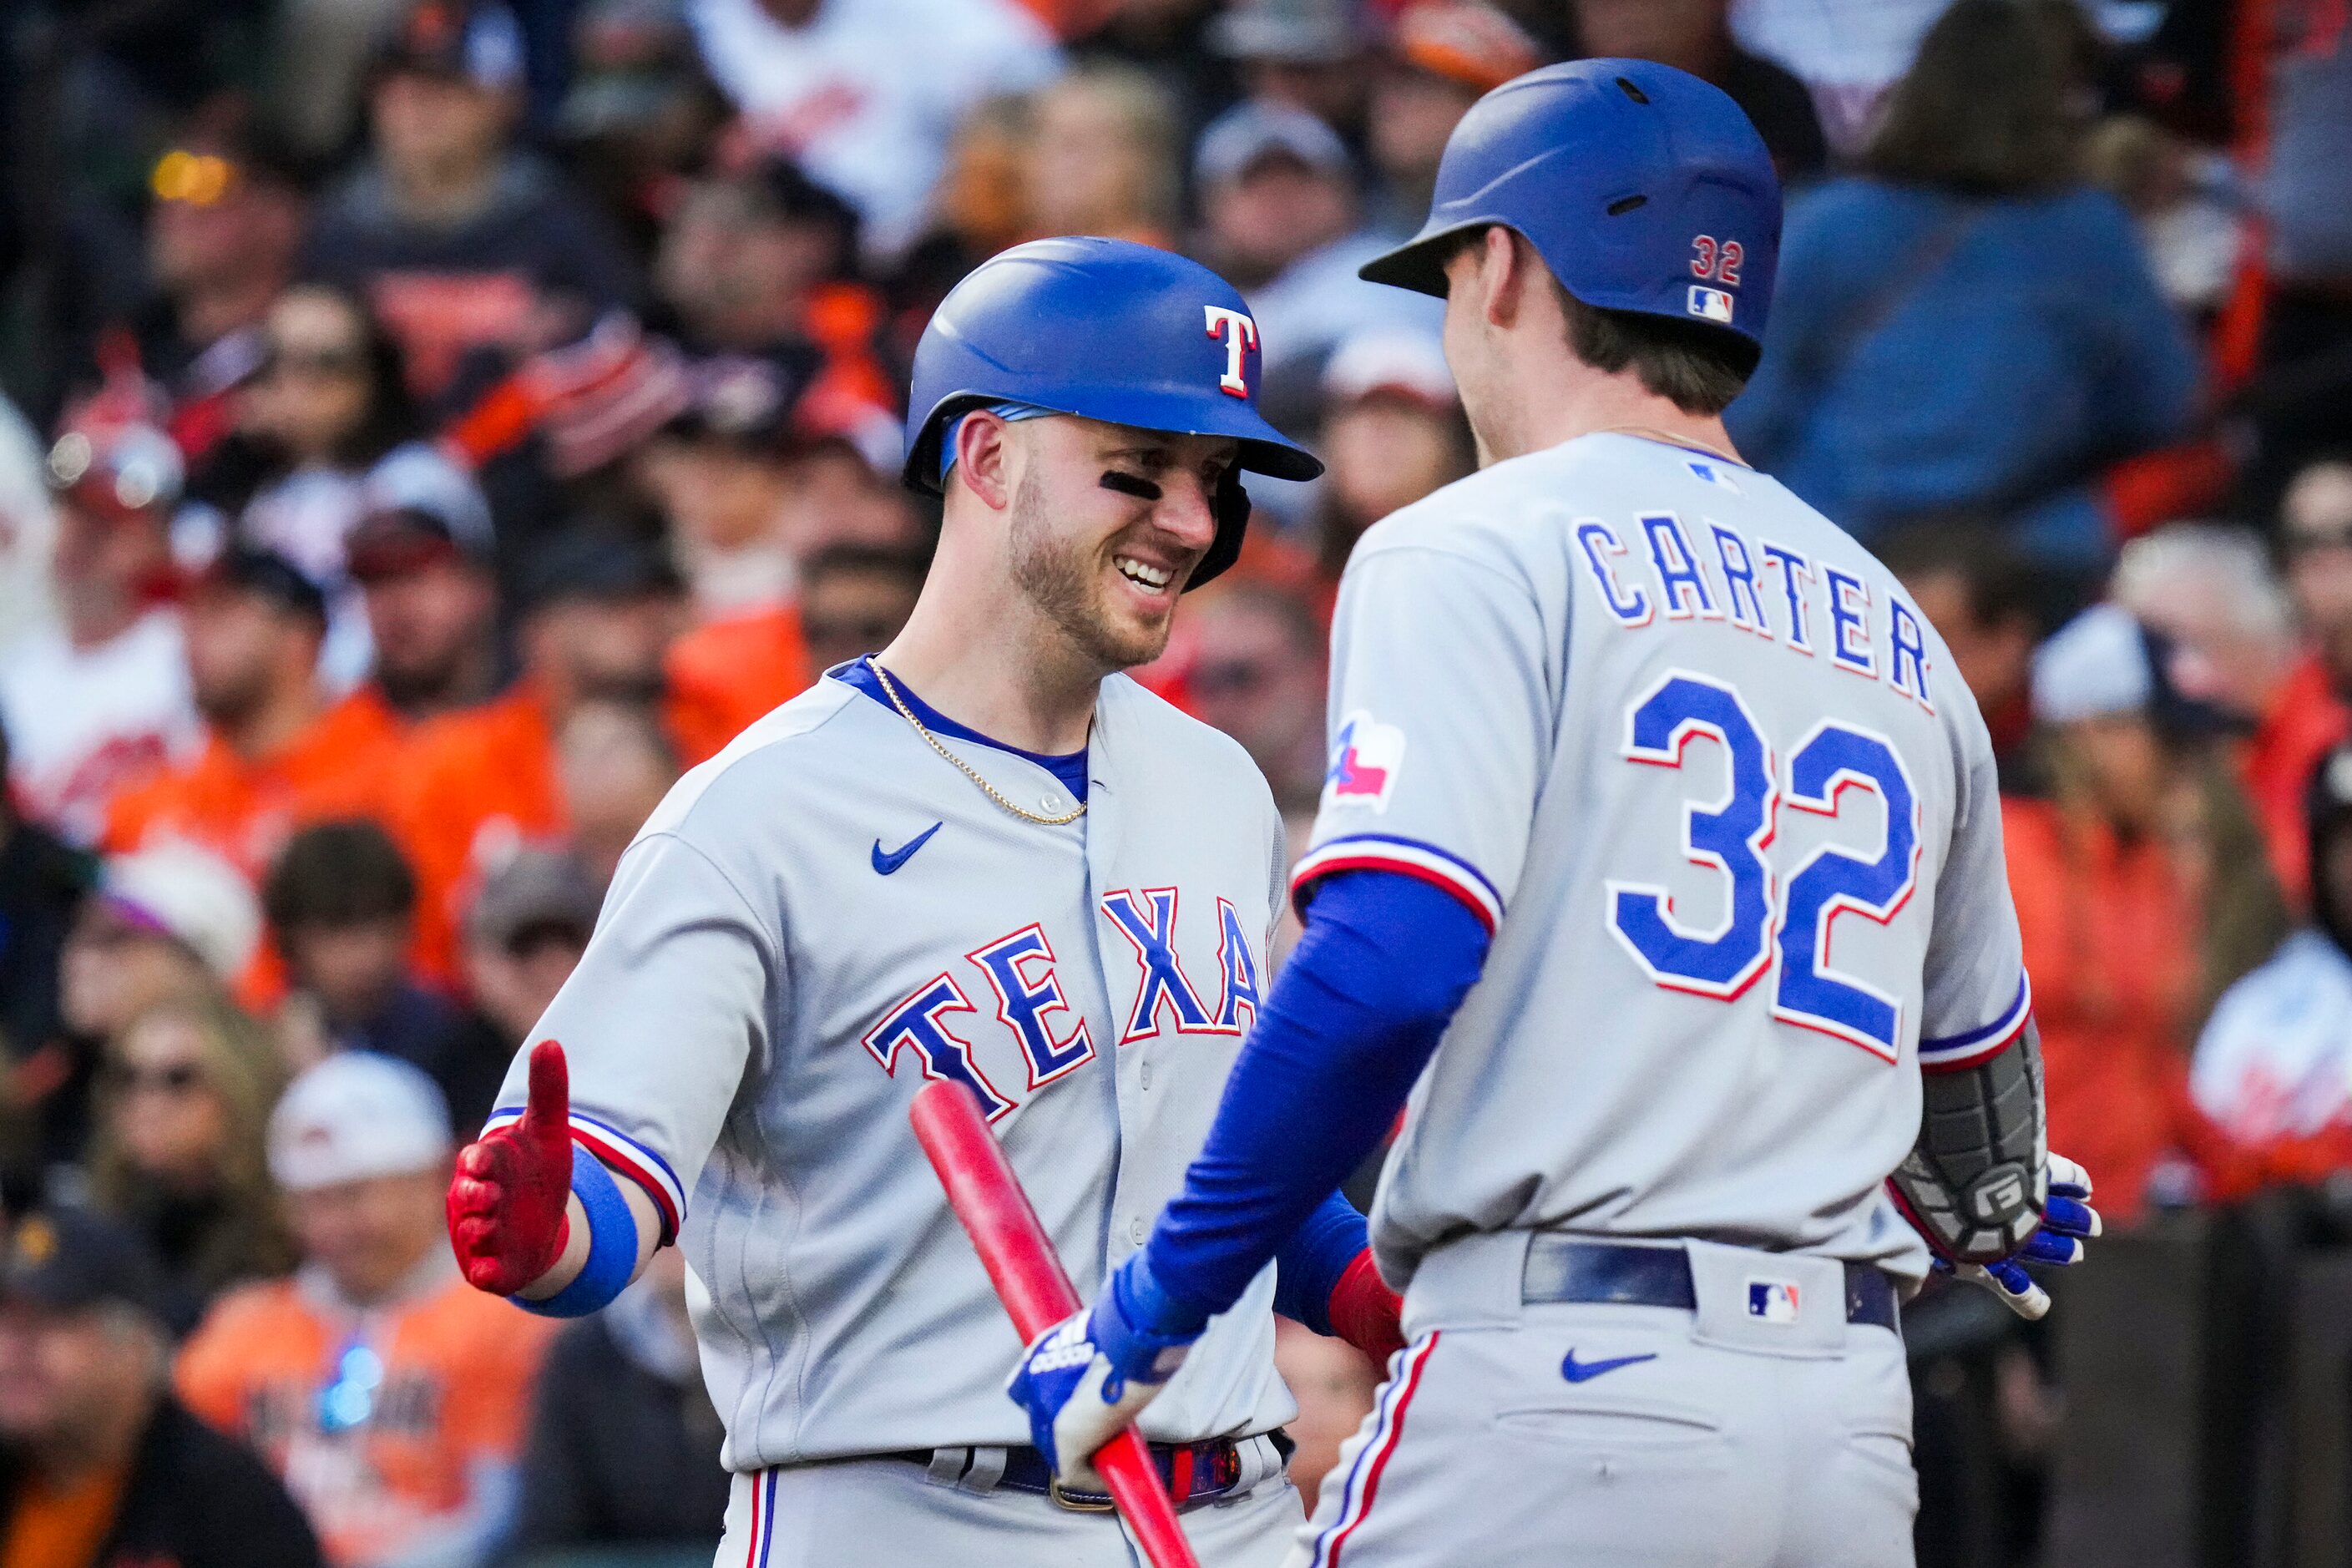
left=908, top=1083, right=1202, bottom=1568
left=1097, top=1429, right=1202, bottom=1568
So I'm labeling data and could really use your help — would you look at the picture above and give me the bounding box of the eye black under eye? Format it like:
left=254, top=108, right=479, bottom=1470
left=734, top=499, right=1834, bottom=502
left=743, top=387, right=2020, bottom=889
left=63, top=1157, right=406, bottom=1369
left=1100, top=471, right=1161, bottom=501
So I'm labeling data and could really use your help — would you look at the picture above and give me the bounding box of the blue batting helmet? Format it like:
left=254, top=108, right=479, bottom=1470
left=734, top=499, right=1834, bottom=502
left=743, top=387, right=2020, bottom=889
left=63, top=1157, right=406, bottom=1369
left=1359, top=59, right=1781, bottom=353
left=902, top=237, right=1323, bottom=586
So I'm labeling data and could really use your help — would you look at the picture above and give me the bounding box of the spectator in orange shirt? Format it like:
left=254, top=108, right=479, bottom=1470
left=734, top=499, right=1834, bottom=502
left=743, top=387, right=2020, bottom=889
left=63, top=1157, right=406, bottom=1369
left=2114, top=522, right=2344, bottom=909
left=635, top=355, right=813, bottom=623
left=2007, top=604, right=2287, bottom=1225
left=177, top=1052, right=554, bottom=1568
left=391, top=530, right=685, bottom=980
left=102, top=549, right=404, bottom=886
left=554, top=699, right=680, bottom=888
left=795, top=543, right=928, bottom=679
left=343, top=477, right=503, bottom=726
left=2277, top=455, right=2352, bottom=826
left=667, top=534, right=931, bottom=763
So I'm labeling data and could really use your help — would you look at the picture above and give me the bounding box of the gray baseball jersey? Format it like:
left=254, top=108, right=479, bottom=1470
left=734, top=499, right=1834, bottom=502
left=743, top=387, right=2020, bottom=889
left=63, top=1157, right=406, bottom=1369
left=1292, top=432, right=2031, bottom=1292
left=487, top=668, right=1297, bottom=1473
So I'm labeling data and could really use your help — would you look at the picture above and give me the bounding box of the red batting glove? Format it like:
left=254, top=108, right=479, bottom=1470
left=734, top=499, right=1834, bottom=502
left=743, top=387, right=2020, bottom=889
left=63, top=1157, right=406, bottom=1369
left=1327, top=1248, right=1407, bottom=1368
left=446, top=1041, right=574, bottom=1295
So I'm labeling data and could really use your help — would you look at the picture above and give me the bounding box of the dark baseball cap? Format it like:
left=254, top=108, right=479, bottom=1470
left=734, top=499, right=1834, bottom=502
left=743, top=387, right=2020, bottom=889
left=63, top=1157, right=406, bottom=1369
left=466, top=847, right=601, bottom=953
left=376, top=0, right=527, bottom=89
left=200, top=546, right=331, bottom=626
left=662, top=345, right=828, bottom=452
left=517, top=527, right=684, bottom=612
left=0, top=1206, right=166, bottom=1320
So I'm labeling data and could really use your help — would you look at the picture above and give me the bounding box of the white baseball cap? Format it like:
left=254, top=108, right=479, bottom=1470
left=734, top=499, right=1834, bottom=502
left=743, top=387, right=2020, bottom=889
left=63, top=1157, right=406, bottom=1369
left=1322, top=328, right=1455, bottom=412
left=99, top=841, right=262, bottom=980
left=2031, top=603, right=2152, bottom=726
left=269, top=1052, right=453, bottom=1191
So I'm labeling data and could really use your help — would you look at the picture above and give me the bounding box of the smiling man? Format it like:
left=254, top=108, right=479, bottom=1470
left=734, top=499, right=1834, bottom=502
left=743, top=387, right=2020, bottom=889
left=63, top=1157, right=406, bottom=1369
left=443, top=237, right=1412, bottom=1564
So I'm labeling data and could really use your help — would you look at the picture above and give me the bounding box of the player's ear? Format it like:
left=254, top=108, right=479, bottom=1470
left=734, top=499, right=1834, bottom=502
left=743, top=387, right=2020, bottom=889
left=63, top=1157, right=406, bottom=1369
left=1482, top=226, right=1526, bottom=331
left=953, top=410, right=1017, bottom=512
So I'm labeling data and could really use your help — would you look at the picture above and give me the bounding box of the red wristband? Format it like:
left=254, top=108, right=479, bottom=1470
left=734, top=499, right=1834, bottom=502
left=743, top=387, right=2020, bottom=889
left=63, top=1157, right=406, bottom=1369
left=1327, top=1248, right=1406, bottom=1367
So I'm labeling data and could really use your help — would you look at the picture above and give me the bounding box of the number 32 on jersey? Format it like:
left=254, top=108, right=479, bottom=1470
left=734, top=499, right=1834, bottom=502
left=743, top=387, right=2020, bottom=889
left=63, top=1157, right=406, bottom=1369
left=1607, top=670, right=1921, bottom=1061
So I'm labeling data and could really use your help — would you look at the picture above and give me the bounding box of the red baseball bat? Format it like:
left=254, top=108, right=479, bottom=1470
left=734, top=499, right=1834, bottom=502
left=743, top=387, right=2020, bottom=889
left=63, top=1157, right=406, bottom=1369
left=909, top=1080, right=1201, bottom=1568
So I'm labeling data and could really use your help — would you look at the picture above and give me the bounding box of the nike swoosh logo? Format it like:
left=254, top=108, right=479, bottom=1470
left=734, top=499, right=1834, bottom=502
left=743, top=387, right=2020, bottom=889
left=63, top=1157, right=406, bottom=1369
left=872, top=822, right=943, bottom=875
left=1561, top=1349, right=1657, bottom=1384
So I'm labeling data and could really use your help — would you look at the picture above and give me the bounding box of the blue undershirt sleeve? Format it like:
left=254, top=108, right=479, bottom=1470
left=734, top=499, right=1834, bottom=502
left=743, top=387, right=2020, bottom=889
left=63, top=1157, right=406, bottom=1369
left=1271, top=1188, right=1369, bottom=1334
left=1127, top=869, right=1492, bottom=1333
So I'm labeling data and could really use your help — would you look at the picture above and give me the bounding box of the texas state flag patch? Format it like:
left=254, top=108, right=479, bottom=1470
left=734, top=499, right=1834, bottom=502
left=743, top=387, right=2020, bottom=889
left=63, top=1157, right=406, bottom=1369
left=1748, top=1280, right=1801, bottom=1323
left=1324, top=712, right=1406, bottom=812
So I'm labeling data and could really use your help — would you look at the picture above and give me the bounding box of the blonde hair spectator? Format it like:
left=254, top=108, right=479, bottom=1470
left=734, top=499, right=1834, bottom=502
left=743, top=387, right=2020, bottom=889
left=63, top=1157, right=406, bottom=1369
left=1024, top=63, right=1183, bottom=245
left=88, top=994, right=298, bottom=1332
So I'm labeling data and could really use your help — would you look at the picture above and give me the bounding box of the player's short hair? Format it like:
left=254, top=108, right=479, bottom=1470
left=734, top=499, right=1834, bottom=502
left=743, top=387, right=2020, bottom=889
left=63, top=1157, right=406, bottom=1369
left=1553, top=284, right=1755, bottom=417
left=264, top=819, right=417, bottom=933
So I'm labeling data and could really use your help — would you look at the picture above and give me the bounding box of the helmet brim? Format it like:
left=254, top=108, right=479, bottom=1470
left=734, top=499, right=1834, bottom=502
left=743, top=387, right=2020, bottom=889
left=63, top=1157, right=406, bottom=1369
left=902, top=387, right=1324, bottom=496
left=1357, top=221, right=1485, bottom=298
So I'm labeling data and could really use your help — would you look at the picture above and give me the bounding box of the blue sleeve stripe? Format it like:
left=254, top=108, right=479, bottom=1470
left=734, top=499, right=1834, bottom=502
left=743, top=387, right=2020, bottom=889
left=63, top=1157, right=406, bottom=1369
left=1918, top=975, right=2031, bottom=1070
left=517, top=1144, right=641, bottom=1318
left=1292, top=836, right=1503, bottom=932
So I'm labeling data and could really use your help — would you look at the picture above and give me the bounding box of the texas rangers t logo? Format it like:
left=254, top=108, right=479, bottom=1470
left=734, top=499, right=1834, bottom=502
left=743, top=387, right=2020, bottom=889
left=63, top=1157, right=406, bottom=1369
left=1203, top=306, right=1260, bottom=398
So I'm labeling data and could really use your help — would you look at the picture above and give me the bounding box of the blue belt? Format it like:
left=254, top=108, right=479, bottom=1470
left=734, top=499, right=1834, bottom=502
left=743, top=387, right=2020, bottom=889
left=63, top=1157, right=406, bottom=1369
left=1522, top=1237, right=1900, bottom=1330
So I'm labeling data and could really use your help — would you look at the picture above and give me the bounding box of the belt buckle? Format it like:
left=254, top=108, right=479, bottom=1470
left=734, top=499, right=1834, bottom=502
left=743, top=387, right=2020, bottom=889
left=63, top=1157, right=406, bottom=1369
left=1048, top=1474, right=1118, bottom=1513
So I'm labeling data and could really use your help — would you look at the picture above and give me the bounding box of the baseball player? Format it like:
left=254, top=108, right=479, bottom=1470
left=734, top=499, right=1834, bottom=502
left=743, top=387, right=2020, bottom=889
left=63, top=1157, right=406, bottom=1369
left=1010, top=62, right=2103, bottom=1567
left=442, top=237, right=1412, bottom=1566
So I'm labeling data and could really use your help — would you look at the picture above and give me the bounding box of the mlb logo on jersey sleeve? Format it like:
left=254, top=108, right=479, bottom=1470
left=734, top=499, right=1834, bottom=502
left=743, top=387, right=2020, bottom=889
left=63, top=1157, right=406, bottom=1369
left=1747, top=1280, right=1800, bottom=1323
left=1324, top=712, right=1406, bottom=812
left=1687, top=286, right=1735, bottom=325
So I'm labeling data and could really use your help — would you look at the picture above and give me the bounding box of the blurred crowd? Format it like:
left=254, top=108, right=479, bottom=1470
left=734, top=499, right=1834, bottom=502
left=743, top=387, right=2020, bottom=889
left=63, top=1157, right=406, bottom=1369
left=0, top=0, right=2347, bottom=1561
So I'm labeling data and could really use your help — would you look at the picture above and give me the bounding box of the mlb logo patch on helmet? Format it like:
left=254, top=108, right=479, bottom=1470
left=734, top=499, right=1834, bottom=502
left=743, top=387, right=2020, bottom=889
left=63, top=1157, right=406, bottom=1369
left=1325, top=712, right=1407, bottom=812
left=1747, top=1279, right=1801, bottom=1323
left=1687, top=286, right=1735, bottom=326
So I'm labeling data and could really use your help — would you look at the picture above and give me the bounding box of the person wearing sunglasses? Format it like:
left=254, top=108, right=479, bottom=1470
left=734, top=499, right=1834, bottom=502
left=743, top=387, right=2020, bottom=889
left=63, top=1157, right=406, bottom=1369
left=225, top=283, right=488, bottom=694
left=88, top=994, right=296, bottom=1336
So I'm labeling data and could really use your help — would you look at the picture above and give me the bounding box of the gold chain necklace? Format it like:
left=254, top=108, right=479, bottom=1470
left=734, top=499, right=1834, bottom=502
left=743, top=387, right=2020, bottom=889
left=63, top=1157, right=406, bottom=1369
left=870, top=662, right=1088, bottom=827
left=1593, top=424, right=1745, bottom=466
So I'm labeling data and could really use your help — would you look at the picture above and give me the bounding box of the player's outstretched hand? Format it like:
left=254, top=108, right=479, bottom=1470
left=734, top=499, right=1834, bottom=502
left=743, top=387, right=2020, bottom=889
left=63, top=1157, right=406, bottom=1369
left=446, top=1040, right=575, bottom=1296
left=1007, top=1257, right=1199, bottom=1491
left=1937, top=1154, right=2101, bottom=1321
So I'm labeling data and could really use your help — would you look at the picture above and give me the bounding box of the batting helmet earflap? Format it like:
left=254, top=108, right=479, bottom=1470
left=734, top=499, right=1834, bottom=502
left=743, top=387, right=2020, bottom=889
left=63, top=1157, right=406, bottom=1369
left=1359, top=59, right=1782, bottom=352
left=901, top=237, right=1323, bottom=589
